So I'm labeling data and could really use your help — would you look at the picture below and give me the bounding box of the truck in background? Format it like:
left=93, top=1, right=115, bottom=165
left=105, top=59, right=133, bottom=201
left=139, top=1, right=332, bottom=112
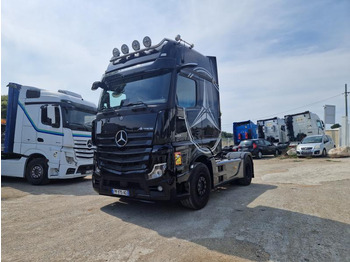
left=257, top=117, right=287, bottom=143
left=91, top=35, right=254, bottom=210
left=233, top=120, right=258, bottom=145
left=284, top=111, right=325, bottom=142
left=1, top=83, right=97, bottom=184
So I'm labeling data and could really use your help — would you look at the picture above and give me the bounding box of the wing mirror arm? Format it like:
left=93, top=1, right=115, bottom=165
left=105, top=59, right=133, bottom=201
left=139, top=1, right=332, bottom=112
left=91, top=81, right=107, bottom=90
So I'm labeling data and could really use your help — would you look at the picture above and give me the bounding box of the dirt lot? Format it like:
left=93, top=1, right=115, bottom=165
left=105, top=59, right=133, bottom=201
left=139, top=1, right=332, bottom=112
left=1, top=156, right=350, bottom=262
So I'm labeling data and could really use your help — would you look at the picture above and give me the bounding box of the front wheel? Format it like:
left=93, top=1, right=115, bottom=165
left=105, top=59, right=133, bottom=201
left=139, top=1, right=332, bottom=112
left=322, top=149, right=327, bottom=157
left=181, top=163, right=211, bottom=210
left=26, top=158, right=49, bottom=185
left=237, top=157, right=253, bottom=186
left=274, top=149, right=279, bottom=157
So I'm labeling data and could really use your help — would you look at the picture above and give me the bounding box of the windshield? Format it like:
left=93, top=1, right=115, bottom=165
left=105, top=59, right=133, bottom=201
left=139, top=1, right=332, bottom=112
left=302, top=136, right=322, bottom=144
left=62, top=107, right=96, bottom=132
left=99, top=72, right=171, bottom=111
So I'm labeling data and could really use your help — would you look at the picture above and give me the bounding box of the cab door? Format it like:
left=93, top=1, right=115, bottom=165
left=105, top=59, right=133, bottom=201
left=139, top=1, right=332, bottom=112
left=36, top=104, right=63, bottom=150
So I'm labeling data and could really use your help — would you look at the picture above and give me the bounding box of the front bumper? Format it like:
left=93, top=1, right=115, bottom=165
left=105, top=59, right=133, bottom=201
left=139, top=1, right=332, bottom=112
left=92, top=171, right=178, bottom=201
left=296, top=149, right=321, bottom=156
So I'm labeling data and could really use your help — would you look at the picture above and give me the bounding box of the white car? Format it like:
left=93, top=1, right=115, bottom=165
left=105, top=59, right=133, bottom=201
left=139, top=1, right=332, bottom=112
left=296, top=135, right=335, bottom=157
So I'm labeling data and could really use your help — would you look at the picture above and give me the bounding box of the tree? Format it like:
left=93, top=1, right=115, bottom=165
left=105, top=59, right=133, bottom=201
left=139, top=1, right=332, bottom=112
left=1, top=95, right=8, bottom=119
left=330, top=123, right=341, bottom=129
left=221, top=131, right=233, bottom=138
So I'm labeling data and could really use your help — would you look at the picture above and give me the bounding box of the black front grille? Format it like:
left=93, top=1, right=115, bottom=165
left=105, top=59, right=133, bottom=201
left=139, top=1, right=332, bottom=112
left=96, top=131, right=153, bottom=175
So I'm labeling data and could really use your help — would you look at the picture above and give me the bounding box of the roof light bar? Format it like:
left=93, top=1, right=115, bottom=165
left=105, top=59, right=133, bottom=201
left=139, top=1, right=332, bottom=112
left=175, top=34, right=194, bottom=49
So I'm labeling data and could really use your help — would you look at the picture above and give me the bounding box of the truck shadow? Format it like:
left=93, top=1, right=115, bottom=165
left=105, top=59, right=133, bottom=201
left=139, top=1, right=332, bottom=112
left=100, top=183, right=349, bottom=261
left=1, top=176, right=95, bottom=197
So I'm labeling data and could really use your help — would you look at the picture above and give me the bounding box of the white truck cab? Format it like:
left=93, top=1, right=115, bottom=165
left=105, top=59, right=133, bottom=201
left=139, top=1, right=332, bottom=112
left=1, top=83, right=97, bottom=184
left=284, top=111, right=325, bottom=142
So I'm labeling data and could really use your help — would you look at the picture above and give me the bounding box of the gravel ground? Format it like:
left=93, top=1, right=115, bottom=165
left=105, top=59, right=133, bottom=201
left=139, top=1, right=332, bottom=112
left=1, top=156, right=350, bottom=262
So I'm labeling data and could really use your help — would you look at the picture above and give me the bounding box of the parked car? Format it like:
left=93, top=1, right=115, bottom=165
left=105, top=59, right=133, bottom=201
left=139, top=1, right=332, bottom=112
left=296, top=135, right=335, bottom=157
left=238, top=139, right=280, bottom=159
left=222, top=145, right=239, bottom=154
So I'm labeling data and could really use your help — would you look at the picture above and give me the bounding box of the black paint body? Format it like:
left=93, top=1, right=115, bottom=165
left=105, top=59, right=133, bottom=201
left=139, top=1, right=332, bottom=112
left=92, top=39, right=222, bottom=201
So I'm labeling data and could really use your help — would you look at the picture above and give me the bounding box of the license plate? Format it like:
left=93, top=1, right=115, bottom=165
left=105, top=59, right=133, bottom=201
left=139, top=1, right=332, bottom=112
left=301, top=151, right=312, bottom=155
left=111, top=188, right=130, bottom=196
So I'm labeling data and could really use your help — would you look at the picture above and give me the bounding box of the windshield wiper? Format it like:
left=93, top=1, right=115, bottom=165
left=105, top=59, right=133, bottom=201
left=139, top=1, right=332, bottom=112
left=120, top=100, right=148, bottom=108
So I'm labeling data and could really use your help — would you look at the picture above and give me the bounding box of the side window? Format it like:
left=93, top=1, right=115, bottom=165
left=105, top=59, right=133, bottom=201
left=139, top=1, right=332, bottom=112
left=324, top=136, right=329, bottom=143
left=41, top=105, right=60, bottom=128
left=265, top=140, right=272, bottom=146
left=176, top=75, right=196, bottom=108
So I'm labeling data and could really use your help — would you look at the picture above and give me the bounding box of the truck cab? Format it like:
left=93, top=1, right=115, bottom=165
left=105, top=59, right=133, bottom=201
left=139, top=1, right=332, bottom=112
left=257, top=117, right=287, bottom=143
left=284, top=111, right=325, bottom=142
left=1, top=83, right=97, bottom=184
left=91, top=36, right=253, bottom=209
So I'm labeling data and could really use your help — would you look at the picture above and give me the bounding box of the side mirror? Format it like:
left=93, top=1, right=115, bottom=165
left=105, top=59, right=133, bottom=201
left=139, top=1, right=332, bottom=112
left=91, top=81, right=107, bottom=90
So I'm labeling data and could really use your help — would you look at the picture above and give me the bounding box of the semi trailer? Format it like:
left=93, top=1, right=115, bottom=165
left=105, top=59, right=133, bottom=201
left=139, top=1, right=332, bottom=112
left=91, top=35, right=254, bottom=209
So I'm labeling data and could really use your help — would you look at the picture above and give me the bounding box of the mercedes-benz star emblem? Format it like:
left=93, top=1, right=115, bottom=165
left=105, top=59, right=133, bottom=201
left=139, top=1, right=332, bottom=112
left=115, top=130, right=128, bottom=147
left=87, top=139, right=92, bottom=148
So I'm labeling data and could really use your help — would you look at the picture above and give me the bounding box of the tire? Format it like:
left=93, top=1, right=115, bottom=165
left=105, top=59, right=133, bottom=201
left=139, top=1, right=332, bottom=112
left=180, top=163, right=211, bottom=210
left=256, top=150, right=262, bottom=159
left=322, top=149, right=327, bottom=157
left=26, top=158, right=49, bottom=185
left=274, top=149, right=279, bottom=157
left=237, top=157, right=253, bottom=186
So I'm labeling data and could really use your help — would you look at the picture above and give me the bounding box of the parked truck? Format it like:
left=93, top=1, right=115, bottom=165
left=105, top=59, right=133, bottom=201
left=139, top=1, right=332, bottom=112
left=257, top=117, right=287, bottom=143
left=1, top=83, right=97, bottom=184
left=91, top=35, right=254, bottom=209
left=284, top=111, right=325, bottom=142
left=233, top=120, right=258, bottom=145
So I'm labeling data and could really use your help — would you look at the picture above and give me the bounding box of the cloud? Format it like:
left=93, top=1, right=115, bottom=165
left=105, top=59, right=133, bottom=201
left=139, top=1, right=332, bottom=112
left=1, top=0, right=350, bottom=132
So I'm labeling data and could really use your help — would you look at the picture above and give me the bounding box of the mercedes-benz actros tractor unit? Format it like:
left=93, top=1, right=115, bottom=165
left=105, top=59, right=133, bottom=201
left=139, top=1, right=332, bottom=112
left=1, top=83, right=97, bottom=185
left=91, top=35, right=254, bottom=209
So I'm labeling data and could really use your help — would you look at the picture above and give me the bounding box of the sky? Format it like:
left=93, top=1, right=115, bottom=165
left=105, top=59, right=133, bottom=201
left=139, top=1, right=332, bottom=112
left=1, top=0, right=350, bottom=133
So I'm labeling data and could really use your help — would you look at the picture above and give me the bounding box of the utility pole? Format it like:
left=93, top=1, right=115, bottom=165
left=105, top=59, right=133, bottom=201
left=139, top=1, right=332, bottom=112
left=345, top=84, right=348, bottom=117
left=343, top=84, right=349, bottom=146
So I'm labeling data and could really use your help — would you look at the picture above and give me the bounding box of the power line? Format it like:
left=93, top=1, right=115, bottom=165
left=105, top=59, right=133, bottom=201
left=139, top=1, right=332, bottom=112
left=256, top=93, right=342, bottom=120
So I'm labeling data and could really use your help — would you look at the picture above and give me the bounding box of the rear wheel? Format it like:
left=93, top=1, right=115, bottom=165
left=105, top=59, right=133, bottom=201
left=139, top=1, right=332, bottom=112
left=181, top=163, right=211, bottom=210
left=26, top=158, right=49, bottom=185
left=237, top=157, right=253, bottom=186
left=256, top=150, right=262, bottom=159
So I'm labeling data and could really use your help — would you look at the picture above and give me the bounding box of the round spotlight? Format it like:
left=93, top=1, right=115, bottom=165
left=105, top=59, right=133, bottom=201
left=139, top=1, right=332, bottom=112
left=112, top=48, right=120, bottom=57
left=121, top=44, right=129, bottom=54
left=143, top=36, right=152, bottom=48
left=175, top=34, right=181, bottom=41
left=132, top=40, right=140, bottom=51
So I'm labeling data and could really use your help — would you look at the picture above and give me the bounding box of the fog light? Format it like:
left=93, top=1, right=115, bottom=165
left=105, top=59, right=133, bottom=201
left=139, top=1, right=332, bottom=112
left=147, top=163, right=166, bottom=180
left=113, top=48, right=120, bottom=57
left=143, top=36, right=152, bottom=48
left=121, top=44, right=129, bottom=54
left=132, top=40, right=140, bottom=51
left=157, top=186, right=163, bottom=192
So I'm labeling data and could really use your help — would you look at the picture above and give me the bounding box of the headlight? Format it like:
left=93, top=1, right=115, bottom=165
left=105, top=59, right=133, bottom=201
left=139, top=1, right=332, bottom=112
left=314, top=145, right=321, bottom=149
left=147, top=163, right=167, bottom=180
left=66, top=156, right=77, bottom=165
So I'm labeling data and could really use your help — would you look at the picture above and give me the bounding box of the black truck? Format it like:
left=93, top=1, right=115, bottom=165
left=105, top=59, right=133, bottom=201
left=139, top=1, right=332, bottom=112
left=91, top=35, right=254, bottom=209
